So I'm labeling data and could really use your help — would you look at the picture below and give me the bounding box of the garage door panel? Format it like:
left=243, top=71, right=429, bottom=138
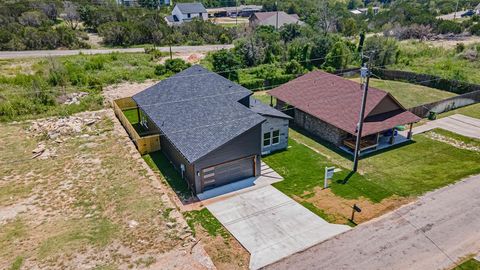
left=202, top=157, right=254, bottom=190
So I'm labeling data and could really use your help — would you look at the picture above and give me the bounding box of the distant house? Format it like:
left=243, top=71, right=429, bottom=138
left=207, top=5, right=263, bottom=18
left=165, top=3, right=208, bottom=25
left=476, top=3, right=480, bottom=14
left=249, top=11, right=304, bottom=29
left=116, top=0, right=170, bottom=7
left=349, top=7, right=380, bottom=15
left=269, top=70, right=421, bottom=155
left=132, top=65, right=290, bottom=194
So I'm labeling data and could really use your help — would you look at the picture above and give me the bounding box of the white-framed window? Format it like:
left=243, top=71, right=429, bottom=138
left=272, top=130, right=280, bottom=145
left=263, top=130, right=280, bottom=147
left=263, top=132, right=271, bottom=147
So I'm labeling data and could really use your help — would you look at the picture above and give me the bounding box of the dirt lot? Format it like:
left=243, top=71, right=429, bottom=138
left=0, top=110, right=214, bottom=270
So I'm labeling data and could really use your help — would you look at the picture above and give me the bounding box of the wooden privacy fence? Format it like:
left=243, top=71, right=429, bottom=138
left=113, top=97, right=161, bottom=155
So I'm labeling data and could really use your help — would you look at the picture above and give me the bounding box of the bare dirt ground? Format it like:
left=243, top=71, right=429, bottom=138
left=0, top=110, right=214, bottom=270
left=298, top=188, right=413, bottom=224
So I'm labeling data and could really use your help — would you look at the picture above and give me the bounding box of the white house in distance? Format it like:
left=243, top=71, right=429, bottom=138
left=116, top=0, right=170, bottom=7
left=165, top=3, right=208, bottom=25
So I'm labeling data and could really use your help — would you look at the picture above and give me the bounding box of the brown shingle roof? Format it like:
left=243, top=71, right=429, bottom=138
left=268, top=70, right=421, bottom=136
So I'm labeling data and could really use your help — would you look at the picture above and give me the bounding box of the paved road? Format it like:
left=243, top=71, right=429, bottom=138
left=411, top=114, right=480, bottom=139
left=264, top=174, right=480, bottom=270
left=0, top=44, right=234, bottom=59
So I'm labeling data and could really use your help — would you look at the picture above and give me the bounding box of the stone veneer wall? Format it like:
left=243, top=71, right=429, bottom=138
left=294, top=109, right=348, bottom=146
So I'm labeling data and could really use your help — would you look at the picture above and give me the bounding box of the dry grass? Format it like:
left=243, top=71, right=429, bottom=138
left=0, top=110, right=209, bottom=269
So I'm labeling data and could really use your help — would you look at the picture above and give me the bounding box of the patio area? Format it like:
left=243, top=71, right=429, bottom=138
left=340, top=130, right=412, bottom=156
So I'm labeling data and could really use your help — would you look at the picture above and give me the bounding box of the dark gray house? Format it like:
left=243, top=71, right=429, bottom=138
left=132, top=65, right=289, bottom=194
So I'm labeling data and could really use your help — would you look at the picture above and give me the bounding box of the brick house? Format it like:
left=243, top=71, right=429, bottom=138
left=269, top=70, right=421, bottom=154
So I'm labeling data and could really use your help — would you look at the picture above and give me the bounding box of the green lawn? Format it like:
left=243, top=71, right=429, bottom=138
left=265, top=139, right=394, bottom=203
left=360, top=135, right=480, bottom=197
left=349, top=77, right=457, bottom=108
left=122, top=108, right=149, bottom=135
left=453, top=258, right=480, bottom=270
left=142, top=151, right=192, bottom=200
left=433, top=128, right=480, bottom=149
left=438, top=103, right=480, bottom=119
left=253, top=91, right=272, bottom=105
left=123, top=109, right=139, bottom=124
left=265, top=129, right=480, bottom=206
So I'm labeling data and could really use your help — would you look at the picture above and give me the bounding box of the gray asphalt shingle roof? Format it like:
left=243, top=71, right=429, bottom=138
left=250, top=97, right=292, bottom=119
left=132, top=65, right=265, bottom=163
left=176, top=3, right=207, bottom=14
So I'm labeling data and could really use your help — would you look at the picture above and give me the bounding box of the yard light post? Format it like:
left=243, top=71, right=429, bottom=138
left=275, top=1, right=279, bottom=30
left=352, top=63, right=370, bottom=172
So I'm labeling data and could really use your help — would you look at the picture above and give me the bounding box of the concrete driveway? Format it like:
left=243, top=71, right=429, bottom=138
left=409, top=114, right=480, bottom=139
left=265, top=174, right=480, bottom=270
left=207, top=186, right=350, bottom=269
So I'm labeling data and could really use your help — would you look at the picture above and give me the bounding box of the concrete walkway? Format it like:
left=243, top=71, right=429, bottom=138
left=265, top=174, right=480, bottom=270
left=408, top=114, right=480, bottom=139
left=207, top=186, right=350, bottom=270
left=0, top=44, right=233, bottom=59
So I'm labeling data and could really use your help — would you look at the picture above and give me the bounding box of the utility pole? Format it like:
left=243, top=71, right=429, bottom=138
left=275, top=1, right=279, bottom=30
left=453, top=0, right=459, bottom=20
left=352, top=61, right=370, bottom=172
left=235, top=0, right=238, bottom=26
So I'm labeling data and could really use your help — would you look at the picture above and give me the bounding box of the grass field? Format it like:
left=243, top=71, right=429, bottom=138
left=453, top=258, right=480, bottom=270
left=0, top=111, right=191, bottom=269
left=439, top=103, right=480, bottom=119
left=0, top=52, right=166, bottom=122
left=394, top=41, right=480, bottom=84
left=252, top=91, right=271, bottom=105
left=349, top=77, right=457, bottom=108
left=263, top=127, right=480, bottom=224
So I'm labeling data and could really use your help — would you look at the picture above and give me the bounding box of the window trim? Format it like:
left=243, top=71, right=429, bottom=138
left=272, top=130, right=280, bottom=145
left=263, top=132, right=272, bottom=147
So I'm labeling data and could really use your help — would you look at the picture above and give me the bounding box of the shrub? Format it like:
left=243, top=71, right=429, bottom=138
left=435, top=20, right=462, bottom=34
left=164, top=59, right=191, bottom=73
left=240, top=78, right=265, bottom=90
left=470, top=23, right=480, bottom=36
left=455, top=43, right=465, bottom=53
left=154, top=64, right=167, bottom=76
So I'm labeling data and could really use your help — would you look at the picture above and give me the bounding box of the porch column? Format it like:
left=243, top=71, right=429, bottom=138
left=270, top=96, right=273, bottom=107
left=389, top=128, right=396, bottom=145
left=407, top=123, right=413, bottom=139
left=376, top=133, right=380, bottom=149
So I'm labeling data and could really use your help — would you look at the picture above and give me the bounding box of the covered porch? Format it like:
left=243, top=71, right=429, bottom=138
left=341, top=123, right=414, bottom=156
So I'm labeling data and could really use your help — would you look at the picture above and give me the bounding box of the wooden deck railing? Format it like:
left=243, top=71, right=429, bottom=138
left=112, top=97, right=161, bottom=155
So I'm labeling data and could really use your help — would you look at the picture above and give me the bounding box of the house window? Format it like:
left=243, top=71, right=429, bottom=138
left=272, top=130, right=280, bottom=145
left=263, top=132, right=271, bottom=147
left=187, top=13, right=191, bottom=18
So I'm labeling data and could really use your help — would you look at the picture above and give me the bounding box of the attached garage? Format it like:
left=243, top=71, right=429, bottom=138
left=201, top=156, right=256, bottom=190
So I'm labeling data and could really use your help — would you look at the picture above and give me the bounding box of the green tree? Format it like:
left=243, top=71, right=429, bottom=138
left=211, top=49, right=242, bottom=81
left=280, top=23, right=302, bottom=43
left=323, top=41, right=351, bottom=70
left=364, top=35, right=399, bottom=66
left=342, top=18, right=358, bottom=37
